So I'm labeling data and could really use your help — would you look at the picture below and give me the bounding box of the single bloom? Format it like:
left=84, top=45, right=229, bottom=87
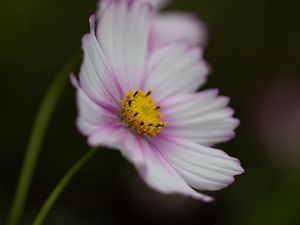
left=73, top=0, right=244, bottom=201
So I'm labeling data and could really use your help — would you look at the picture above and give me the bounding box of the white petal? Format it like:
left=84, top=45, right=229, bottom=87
left=145, top=0, right=170, bottom=8
left=139, top=138, right=214, bottom=201
left=98, top=0, right=112, bottom=14
left=76, top=88, right=119, bottom=136
left=151, top=12, right=207, bottom=48
left=144, top=42, right=210, bottom=103
left=155, top=137, right=244, bottom=192
left=79, top=16, right=123, bottom=106
left=120, top=130, right=146, bottom=167
left=161, top=90, right=240, bottom=146
left=96, top=0, right=153, bottom=92
left=89, top=125, right=145, bottom=167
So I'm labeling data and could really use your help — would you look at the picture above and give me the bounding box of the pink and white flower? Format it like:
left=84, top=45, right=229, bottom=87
left=73, top=0, right=244, bottom=201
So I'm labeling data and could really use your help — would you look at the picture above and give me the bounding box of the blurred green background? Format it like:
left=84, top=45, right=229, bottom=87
left=1, top=0, right=300, bottom=224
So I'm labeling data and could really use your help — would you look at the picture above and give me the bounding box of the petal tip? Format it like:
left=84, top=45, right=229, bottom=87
left=70, top=73, right=79, bottom=88
left=200, top=195, right=215, bottom=203
left=233, top=159, right=245, bottom=175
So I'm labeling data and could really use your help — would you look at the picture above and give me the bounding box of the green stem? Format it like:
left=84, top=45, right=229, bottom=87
left=31, top=148, right=98, bottom=225
left=6, top=51, right=81, bottom=225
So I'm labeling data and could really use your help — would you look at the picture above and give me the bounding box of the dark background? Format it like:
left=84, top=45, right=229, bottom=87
left=1, top=0, right=300, bottom=224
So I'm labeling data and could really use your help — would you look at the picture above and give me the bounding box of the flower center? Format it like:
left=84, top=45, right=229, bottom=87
left=121, top=90, right=167, bottom=136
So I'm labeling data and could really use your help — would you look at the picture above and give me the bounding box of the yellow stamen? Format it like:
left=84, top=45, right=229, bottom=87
left=121, top=90, right=167, bottom=136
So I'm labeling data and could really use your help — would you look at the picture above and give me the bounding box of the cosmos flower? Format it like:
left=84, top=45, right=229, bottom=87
left=100, top=0, right=207, bottom=48
left=72, top=0, right=244, bottom=201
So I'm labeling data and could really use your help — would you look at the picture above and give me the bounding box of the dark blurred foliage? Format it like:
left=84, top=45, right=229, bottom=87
left=1, top=0, right=300, bottom=224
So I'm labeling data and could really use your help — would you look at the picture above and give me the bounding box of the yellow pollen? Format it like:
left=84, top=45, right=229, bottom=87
left=121, top=90, right=167, bottom=136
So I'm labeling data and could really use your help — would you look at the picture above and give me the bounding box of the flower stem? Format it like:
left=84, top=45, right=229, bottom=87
left=6, top=51, right=81, bottom=225
left=31, top=148, right=98, bottom=225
